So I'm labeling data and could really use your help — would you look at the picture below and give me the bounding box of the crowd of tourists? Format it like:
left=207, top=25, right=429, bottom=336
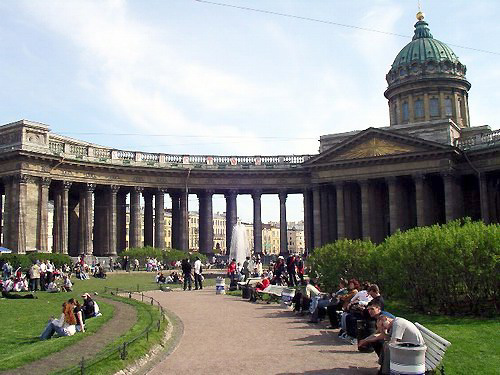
left=246, top=272, right=423, bottom=375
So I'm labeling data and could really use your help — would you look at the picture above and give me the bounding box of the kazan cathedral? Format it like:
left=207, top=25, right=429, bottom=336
left=0, top=12, right=498, bottom=256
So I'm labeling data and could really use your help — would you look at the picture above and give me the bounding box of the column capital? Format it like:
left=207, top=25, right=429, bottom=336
left=198, top=189, right=215, bottom=198
left=110, top=185, right=120, bottom=194
left=133, top=186, right=144, bottom=193
left=14, top=173, right=33, bottom=184
left=156, top=187, right=168, bottom=194
left=386, top=176, right=398, bottom=185
left=278, top=190, right=288, bottom=202
left=311, top=184, right=321, bottom=192
left=62, top=181, right=72, bottom=190
left=84, top=183, right=96, bottom=192
left=412, top=173, right=426, bottom=182
left=333, top=181, right=345, bottom=188
left=40, top=177, right=52, bottom=187
left=358, top=179, right=370, bottom=187
left=252, top=189, right=262, bottom=199
left=440, top=170, right=456, bottom=179
left=142, top=190, right=153, bottom=198
left=224, top=189, right=237, bottom=198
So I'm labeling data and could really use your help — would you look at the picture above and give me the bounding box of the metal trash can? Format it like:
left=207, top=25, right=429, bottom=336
left=215, top=277, right=226, bottom=295
left=281, top=288, right=295, bottom=308
left=389, top=342, right=426, bottom=375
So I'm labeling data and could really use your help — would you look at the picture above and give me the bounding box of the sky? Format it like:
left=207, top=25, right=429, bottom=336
left=0, top=0, right=498, bottom=223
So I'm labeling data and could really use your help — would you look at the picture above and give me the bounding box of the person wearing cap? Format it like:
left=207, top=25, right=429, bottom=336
left=272, top=256, right=286, bottom=285
left=82, top=293, right=97, bottom=319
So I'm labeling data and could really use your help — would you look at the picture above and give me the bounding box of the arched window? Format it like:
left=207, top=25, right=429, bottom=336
left=402, top=101, right=409, bottom=122
left=414, top=99, right=424, bottom=118
left=430, top=97, right=439, bottom=117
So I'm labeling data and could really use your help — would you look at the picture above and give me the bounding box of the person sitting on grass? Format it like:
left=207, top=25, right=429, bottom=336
left=82, top=293, right=101, bottom=319
left=40, top=301, right=77, bottom=340
left=249, top=272, right=271, bottom=302
left=62, top=275, right=73, bottom=292
left=1, top=276, right=36, bottom=299
left=69, top=298, right=85, bottom=333
left=157, top=272, right=166, bottom=284
left=46, top=278, right=60, bottom=293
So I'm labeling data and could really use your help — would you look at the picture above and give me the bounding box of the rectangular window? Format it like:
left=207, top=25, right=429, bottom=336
left=402, top=102, right=409, bottom=122
left=445, top=98, right=453, bottom=116
left=414, top=99, right=424, bottom=118
left=430, top=98, right=439, bottom=117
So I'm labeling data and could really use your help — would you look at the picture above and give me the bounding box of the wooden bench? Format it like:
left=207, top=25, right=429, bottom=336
left=415, top=322, right=451, bottom=374
left=256, top=285, right=289, bottom=303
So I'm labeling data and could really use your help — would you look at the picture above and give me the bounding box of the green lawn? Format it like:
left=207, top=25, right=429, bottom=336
left=0, top=271, right=163, bottom=371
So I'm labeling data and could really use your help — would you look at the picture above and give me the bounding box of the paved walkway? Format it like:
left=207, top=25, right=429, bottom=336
left=146, top=289, right=379, bottom=375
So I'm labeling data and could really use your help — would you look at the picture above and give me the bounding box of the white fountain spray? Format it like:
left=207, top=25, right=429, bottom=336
left=229, top=223, right=251, bottom=267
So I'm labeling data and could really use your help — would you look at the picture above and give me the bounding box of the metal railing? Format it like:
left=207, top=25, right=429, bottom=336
left=53, top=287, right=166, bottom=375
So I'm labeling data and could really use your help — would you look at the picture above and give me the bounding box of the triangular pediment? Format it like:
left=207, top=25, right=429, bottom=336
left=306, top=127, right=453, bottom=165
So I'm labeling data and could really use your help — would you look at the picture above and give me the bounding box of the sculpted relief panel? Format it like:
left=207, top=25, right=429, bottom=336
left=338, top=138, right=419, bottom=159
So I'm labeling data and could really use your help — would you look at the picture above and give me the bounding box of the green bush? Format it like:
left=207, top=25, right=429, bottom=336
left=120, top=247, right=207, bottom=266
left=0, top=253, right=72, bottom=271
left=308, top=219, right=500, bottom=315
left=308, top=239, right=377, bottom=292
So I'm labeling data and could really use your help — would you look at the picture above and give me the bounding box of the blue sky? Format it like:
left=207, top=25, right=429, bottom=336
left=1, top=0, right=498, bottom=222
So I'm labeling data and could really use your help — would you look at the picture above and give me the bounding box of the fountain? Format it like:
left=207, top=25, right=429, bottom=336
left=229, top=223, right=251, bottom=267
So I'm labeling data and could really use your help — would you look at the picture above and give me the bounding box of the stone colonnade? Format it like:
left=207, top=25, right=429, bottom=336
left=0, top=170, right=498, bottom=255
left=0, top=178, right=292, bottom=256
left=304, top=171, right=498, bottom=250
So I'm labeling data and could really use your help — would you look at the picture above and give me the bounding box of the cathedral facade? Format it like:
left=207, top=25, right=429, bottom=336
left=0, top=13, right=498, bottom=255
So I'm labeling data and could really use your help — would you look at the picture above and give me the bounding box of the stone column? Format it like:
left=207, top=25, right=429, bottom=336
left=335, top=183, right=346, bottom=239
left=129, top=186, right=143, bottom=248
left=143, top=191, right=154, bottom=247
left=327, top=188, right=337, bottom=242
left=198, top=190, right=214, bottom=254
left=479, top=174, right=490, bottom=224
left=9, top=175, right=28, bottom=253
left=171, top=192, right=180, bottom=250
left=252, top=190, right=262, bottom=254
left=38, top=177, right=51, bottom=252
left=60, top=182, right=71, bottom=254
left=154, top=189, right=166, bottom=249
left=0, top=192, right=3, bottom=246
left=279, top=191, right=288, bottom=254
left=107, top=185, right=119, bottom=256
left=116, top=191, right=127, bottom=252
left=312, top=186, right=322, bottom=248
left=359, top=179, right=371, bottom=240
left=53, top=186, right=61, bottom=253
left=442, top=173, right=462, bottom=222
left=320, top=189, right=329, bottom=245
left=414, top=174, right=427, bottom=227
left=423, top=93, right=430, bottom=121
left=79, top=183, right=95, bottom=256
left=179, top=190, right=189, bottom=251
left=387, top=177, right=401, bottom=234
left=2, top=177, right=12, bottom=248
left=303, top=188, right=313, bottom=255
left=225, top=190, right=237, bottom=251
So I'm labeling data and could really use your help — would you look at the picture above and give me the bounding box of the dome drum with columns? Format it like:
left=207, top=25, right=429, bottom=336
left=384, top=13, right=471, bottom=129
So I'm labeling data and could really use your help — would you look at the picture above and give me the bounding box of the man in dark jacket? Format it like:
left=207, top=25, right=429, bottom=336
left=181, top=259, right=192, bottom=291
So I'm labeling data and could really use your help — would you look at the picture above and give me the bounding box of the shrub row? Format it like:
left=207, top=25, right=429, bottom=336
left=0, top=253, right=72, bottom=271
left=308, top=218, right=499, bottom=315
left=120, top=246, right=208, bottom=265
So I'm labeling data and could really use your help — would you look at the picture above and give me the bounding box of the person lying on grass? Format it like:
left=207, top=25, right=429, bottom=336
left=40, top=301, right=77, bottom=340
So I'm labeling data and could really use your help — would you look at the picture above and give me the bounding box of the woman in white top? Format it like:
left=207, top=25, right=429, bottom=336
left=40, top=302, right=77, bottom=340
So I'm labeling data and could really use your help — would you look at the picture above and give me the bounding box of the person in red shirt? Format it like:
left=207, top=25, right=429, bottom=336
left=227, top=259, right=237, bottom=286
left=249, top=273, right=270, bottom=302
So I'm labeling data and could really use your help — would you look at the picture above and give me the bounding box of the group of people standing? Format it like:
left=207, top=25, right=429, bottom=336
left=180, top=257, right=203, bottom=291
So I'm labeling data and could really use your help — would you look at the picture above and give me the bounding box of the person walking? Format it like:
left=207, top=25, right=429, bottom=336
left=181, top=258, right=192, bottom=291
left=242, top=256, right=251, bottom=281
left=193, top=257, right=203, bottom=290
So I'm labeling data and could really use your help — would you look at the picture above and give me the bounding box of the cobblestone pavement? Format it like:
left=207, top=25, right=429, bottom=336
left=146, top=289, right=379, bottom=375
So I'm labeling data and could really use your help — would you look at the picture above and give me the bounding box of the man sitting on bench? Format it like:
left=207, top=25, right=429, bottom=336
left=249, top=273, right=270, bottom=302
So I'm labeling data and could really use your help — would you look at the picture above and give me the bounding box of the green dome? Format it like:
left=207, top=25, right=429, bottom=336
left=391, top=20, right=459, bottom=69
